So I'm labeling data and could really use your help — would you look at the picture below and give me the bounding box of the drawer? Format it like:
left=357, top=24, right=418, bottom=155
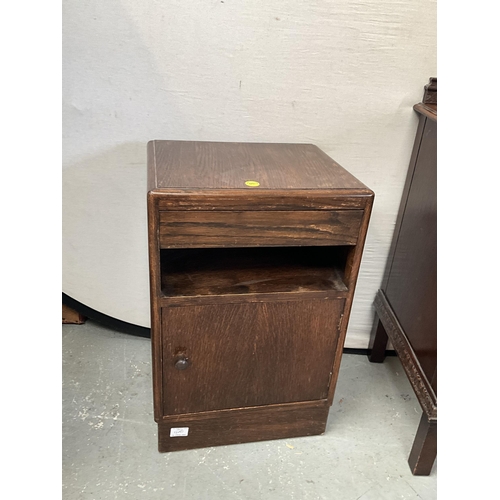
left=158, top=210, right=363, bottom=248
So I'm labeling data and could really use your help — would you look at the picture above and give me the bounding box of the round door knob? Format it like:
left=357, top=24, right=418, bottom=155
left=174, top=356, right=190, bottom=370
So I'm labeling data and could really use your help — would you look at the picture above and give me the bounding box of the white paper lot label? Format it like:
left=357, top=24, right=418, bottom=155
left=170, top=427, right=189, bottom=437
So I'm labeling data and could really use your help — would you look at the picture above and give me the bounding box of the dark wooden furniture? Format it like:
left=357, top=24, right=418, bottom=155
left=62, top=304, right=86, bottom=324
left=369, top=78, right=437, bottom=475
left=147, top=141, right=374, bottom=452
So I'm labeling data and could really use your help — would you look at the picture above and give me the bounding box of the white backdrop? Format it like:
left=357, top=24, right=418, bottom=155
left=62, top=0, right=436, bottom=347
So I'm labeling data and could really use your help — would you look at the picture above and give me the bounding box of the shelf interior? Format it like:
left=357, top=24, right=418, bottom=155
left=160, top=246, right=350, bottom=299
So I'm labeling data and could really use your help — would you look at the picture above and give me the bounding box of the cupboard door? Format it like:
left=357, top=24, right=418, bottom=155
left=162, top=299, right=344, bottom=415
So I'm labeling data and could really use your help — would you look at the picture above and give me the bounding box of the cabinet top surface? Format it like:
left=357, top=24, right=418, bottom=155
left=148, top=141, right=370, bottom=192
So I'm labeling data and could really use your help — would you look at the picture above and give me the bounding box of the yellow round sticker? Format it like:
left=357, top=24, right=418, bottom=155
left=245, top=180, right=260, bottom=187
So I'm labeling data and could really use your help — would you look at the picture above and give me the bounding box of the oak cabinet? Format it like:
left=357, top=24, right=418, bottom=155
left=147, top=141, right=373, bottom=452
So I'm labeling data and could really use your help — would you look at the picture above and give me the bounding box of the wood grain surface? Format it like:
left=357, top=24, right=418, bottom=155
left=157, top=400, right=329, bottom=452
left=413, top=103, right=437, bottom=121
left=62, top=304, right=86, bottom=324
left=326, top=194, right=374, bottom=404
left=161, top=299, right=343, bottom=415
left=385, top=118, right=437, bottom=388
left=156, top=189, right=372, bottom=211
left=374, top=291, right=436, bottom=420
left=161, top=246, right=349, bottom=299
left=147, top=192, right=164, bottom=421
left=147, top=141, right=373, bottom=451
left=149, top=141, right=370, bottom=191
left=408, top=413, right=437, bottom=476
left=159, top=210, right=363, bottom=248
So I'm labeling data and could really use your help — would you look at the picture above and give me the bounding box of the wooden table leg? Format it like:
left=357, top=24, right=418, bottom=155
left=368, top=315, right=388, bottom=363
left=408, top=413, right=437, bottom=475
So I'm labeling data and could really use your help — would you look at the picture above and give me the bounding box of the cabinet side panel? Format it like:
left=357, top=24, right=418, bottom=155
left=147, top=140, right=157, bottom=192
left=327, top=195, right=374, bottom=404
left=147, top=193, right=163, bottom=421
left=385, top=119, right=437, bottom=384
left=381, top=115, right=427, bottom=290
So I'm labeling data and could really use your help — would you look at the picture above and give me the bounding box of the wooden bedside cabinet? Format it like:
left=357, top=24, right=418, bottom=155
left=147, top=141, right=374, bottom=452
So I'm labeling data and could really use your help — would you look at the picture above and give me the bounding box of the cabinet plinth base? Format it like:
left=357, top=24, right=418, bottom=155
left=157, top=401, right=329, bottom=452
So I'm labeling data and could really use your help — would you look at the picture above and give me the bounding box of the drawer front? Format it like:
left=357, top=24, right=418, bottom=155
left=159, top=210, right=363, bottom=248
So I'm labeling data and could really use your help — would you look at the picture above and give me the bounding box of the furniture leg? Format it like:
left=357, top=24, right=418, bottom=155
left=408, top=412, right=437, bottom=475
left=368, top=315, right=388, bottom=363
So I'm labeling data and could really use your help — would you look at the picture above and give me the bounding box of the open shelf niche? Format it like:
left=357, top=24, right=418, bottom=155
left=160, top=246, right=352, bottom=300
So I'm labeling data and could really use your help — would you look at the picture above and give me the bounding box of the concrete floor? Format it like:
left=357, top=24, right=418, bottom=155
left=62, top=320, right=437, bottom=499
